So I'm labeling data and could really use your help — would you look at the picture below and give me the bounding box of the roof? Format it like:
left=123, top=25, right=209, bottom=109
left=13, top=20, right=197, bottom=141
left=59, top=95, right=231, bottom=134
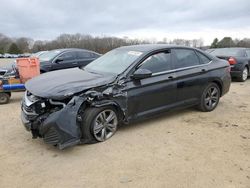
left=117, top=44, right=195, bottom=52
left=211, top=47, right=249, bottom=50
left=51, top=48, right=90, bottom=52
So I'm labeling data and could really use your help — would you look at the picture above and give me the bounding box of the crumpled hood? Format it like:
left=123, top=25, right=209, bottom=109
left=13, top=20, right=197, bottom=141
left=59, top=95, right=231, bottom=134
left=25, top=68, right=116, bottom=100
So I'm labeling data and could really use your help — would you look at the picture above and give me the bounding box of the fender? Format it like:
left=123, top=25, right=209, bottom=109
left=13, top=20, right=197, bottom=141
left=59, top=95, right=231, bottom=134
left=90, top=99, right=127, bottom=122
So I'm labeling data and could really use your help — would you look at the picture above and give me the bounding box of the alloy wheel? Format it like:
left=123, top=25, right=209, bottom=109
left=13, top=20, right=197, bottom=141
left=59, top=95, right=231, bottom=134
left=204, top=86, right=219, bottom=110
left=93, top=109, right=118, bottom=142
left=242, top=67, right=248, bottom=81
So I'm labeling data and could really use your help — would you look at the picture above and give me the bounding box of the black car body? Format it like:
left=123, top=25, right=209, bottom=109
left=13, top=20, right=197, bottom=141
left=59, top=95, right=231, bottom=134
left=21, top=45, right=231, bottom=149
left=38, top=48, right=101, bottom=72
left=208, top=48, right=250, bottom=81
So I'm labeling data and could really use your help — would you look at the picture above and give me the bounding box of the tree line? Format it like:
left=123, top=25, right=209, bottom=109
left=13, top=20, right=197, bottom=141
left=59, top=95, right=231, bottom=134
left=0, top=33, right=250, bottom=54
left=210, top=37, right=250, bottom=48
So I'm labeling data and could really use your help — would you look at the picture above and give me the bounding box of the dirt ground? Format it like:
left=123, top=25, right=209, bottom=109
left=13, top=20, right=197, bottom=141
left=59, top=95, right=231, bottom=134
left=0, top=58, right=249, bottom=188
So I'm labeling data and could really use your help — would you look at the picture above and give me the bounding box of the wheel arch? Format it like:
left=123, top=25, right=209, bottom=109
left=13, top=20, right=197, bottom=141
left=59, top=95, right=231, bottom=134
left=90, top=100, right=125, bottom=122
left=211, top=80, right=223, bottom=97
left=245, top=64, right=249, bottom=72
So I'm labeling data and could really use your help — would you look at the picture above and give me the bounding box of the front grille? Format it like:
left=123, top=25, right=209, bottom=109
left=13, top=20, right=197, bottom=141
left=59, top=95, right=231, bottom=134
left=43, top=127, right=60, bottom=145
left=21, top=98, right=38, bottom=120
left=23, top=104, right=34, bottom=113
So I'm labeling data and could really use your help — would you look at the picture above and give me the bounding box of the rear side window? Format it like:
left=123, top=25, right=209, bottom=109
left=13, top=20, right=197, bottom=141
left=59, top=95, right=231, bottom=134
left=210, top=48, right=245, bottom=57
left=246, top=50, right=250, bottom=57
left=196, top=51, right=211, bottom=64
left=76, top=51, right=92, bottom=59
left=139, top=51, right=172, bottom=74
left=173, top=49, right=200, bottom=69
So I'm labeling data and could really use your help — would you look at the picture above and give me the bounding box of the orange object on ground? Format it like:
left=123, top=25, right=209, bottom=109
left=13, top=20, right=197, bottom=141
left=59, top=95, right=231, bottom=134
left=8, top=78, right=22, bottom=84
left=16, top=57, right=40, bottom=83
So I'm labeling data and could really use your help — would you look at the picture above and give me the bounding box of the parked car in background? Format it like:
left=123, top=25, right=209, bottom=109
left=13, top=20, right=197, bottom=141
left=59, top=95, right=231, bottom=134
left=208, top=48, right=250, bottom=81
left=21, top=44, right=231, bottom=149
left=3, top=53, right=13, bottom=58
left=37, top=48, right=100, bottom=73
left=12, top=54, right=18, bottom=58
left=0, top=54, right=3, bottom=58
left=0, top=51, right=46, bottom=75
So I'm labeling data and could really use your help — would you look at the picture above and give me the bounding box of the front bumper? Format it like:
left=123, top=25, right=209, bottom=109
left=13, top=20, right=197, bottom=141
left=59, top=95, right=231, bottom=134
left=21, top=95, right=86, bottom=149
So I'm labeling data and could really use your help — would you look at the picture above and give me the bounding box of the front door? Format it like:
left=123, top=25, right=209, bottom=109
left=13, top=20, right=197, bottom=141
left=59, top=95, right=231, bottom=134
left=52, top=51, right=77, bottom=70
left=125, top=50, right=177, bottom=120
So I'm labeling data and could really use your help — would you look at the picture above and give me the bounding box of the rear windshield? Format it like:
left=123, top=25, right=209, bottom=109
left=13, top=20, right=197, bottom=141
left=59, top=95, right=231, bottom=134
left=210, top=48, right=245, bottom=57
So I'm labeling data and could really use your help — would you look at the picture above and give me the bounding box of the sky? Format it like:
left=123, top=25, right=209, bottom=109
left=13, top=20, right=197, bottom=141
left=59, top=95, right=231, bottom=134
left=1, top=0, right=250, bottom=45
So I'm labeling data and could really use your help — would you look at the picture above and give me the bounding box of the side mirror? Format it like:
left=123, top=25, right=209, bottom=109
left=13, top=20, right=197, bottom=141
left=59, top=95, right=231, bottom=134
left=55, top=57, right=64, bottom=63
left=131, top=69, right=152, bottom=79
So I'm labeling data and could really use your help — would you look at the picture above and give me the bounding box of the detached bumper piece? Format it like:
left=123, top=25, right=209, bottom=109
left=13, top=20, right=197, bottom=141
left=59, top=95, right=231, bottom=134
left=21, top=95, right=86, bottom=149
left=43, top=127, right=60, bottom=145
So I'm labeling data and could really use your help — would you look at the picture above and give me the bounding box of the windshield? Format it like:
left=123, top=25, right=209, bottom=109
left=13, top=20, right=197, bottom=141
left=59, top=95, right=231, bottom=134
left=38, top=50, right=62, bottom=61
left=85, top=49, right=143, bottom=74
left=210, top=48, right=245, bottom=57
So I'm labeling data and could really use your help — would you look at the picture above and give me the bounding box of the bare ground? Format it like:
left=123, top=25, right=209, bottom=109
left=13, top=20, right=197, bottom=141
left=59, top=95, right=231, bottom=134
left=0, top=58, right=249, bottom=188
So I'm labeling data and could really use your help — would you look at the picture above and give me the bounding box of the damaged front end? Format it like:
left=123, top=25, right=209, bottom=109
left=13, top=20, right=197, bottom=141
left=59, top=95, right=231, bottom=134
left=21, top=83, right=127, bottom=149
left=21, top=91, right=87, bottom=149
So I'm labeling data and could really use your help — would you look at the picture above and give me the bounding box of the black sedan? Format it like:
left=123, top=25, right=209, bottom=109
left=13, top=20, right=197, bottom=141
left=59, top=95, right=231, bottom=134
left=208, top=48, right=250, bottom=81
left=21, top=44, right=231, bottom=149
left=38, top=48, right=101, bottom=72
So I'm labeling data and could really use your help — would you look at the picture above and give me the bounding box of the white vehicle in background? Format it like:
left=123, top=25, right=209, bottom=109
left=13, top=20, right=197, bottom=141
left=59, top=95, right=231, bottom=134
left=12, top=54, right=18, bottom=58
left=23, top=53, right=31, bottom=57
left=0, top=54, right=3, bottom=58
left=3, top=53, right=12, bottom=58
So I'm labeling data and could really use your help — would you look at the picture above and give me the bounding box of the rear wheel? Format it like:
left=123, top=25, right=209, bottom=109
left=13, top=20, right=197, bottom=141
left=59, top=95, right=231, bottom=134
left=0, top=93, right=10, bottom=104
left=197, top=83, right=220, bottom=112
left=81, top=106, right=118, bottom=143
left=238, top=66, right=248, bottom=82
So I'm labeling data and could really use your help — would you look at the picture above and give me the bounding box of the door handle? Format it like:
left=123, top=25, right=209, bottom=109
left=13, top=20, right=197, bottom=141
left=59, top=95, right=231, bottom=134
left=168, top=75, right=175, bottom=79
left=201, top=68, right=207, bottom=72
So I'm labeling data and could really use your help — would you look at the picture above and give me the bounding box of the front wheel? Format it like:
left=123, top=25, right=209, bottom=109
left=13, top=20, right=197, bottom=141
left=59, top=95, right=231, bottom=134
left=81, top=106, right=119, bottom=143
left=197, top=83, right=220, bottom=112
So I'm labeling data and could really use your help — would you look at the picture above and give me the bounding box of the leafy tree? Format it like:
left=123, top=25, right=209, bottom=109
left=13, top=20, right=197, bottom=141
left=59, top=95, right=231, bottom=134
left=8, top=43, right=21, bottom=54
left=217, top=37, right=235, bottom=48
left=0, top=33, right=12, bottom=53
left=211, top=38, right=218, bottom=48
left=16, top=37, right=33, bottom=53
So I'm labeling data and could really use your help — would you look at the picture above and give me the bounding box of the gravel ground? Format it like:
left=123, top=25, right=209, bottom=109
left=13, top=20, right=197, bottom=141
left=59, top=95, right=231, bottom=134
left=0, top=58, right=250, bottom=188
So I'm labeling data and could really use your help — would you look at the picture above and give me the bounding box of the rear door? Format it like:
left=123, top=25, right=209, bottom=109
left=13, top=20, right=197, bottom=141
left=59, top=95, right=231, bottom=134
left=172, top=48, right=211, bottom=105
left=76, top=51, right=97, bottom=67
left=52, top=51, right=77, bottom=70
left=246, top=49, right=250, bottom=66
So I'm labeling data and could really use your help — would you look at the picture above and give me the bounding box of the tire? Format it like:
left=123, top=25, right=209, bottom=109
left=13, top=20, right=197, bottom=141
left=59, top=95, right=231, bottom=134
left=197, top=83, right=220, bottom=112
left=238, top=66, right=248, bottom=82
left=81, top=106, right=119, bottom=143
left=0, top=93, right=10, bottom=104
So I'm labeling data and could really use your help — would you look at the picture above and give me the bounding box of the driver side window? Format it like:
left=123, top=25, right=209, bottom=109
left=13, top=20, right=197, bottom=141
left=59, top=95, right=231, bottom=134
left=139, top=51, right=172, bottom=74
left=57, top=52, right=75, bottom=62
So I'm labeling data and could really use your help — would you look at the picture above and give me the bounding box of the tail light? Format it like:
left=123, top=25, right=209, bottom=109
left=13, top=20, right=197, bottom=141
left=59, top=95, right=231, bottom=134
left=228, top=57, right=237, bottom=65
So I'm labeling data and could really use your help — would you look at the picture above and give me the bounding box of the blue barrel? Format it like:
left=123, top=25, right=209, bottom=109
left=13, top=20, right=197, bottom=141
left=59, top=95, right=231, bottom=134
left=2, top=84, right=25, bottom=91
